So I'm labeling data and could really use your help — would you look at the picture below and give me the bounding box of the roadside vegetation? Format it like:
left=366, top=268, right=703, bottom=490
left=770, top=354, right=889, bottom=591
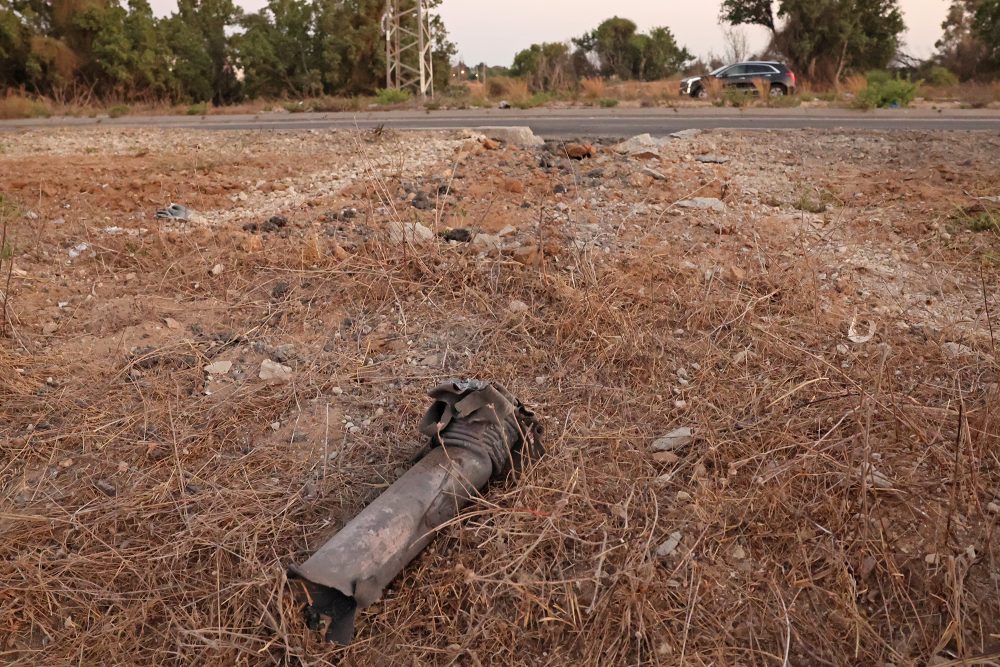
left=1, top=0, right=999, bottom=118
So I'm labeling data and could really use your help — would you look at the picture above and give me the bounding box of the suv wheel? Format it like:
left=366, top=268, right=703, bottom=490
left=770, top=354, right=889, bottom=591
left=769, top=84, right=787, bottom=97
left=695, top=86, right=708, bottom=99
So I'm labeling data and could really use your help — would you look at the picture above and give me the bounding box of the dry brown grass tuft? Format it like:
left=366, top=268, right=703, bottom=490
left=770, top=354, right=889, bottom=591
left=580, top=77, right=607, bottom=100
left=486, top=76, right=530, bottom=102
left=751, top=77, right=770, bottom=99
left=0, top=94, right=51, bottom=119
left=841, top=74, right=869, bottom=97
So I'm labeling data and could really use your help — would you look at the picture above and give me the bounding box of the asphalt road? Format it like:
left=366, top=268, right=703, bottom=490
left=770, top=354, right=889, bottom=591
left=5, top=107, right=1000, bottom=138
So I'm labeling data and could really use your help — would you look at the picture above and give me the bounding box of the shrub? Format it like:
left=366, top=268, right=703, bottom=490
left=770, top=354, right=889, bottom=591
left=581, top=77, right=606, bottom=100
left=486, top=76, right=529, bottom=102
left=107, top=104, right=130, bottom=118
left=375, top=88, right=412, bottom=105
left=0, top=95, right=51, bottom=119
left=186, top=102, right=209, bottom=115
left=853, top=71, right=919, bottom=109
left=925, top=65, right=959, bottom=88
left=768, top=94, right=802, bottom=108
left=598, top=97, right=619, bottom=108
left=724, top=89, right=755, bottom=107
left=513, top=92, right=553, bottom=109
left=310, top=96, right=362, bottom=112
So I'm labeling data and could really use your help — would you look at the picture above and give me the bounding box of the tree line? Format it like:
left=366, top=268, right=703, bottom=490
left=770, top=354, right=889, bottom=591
left=0, top=0, right=454, bottom=104
left=506, top=0, right=1000, bottom=92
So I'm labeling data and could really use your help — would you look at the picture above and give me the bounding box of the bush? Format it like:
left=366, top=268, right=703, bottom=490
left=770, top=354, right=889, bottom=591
left=925, top=65, right=959, bottom=88
left=186, top=102, right=209, bottom=115
left=513, top=92, right=554, bottom=109
left=598, top=97, right=619, bottom=108
left=486, top=76, right=529, bottom=102
left=310, top=96, right=363, bottom=112
left=853, top=71, right=919, bottom=109
left=375, top=88, right=412, bottom=105
left=724, top=89, right=755, bottom=107
left=0, top=95, right=51, bottom=119
left=107, top=104, right=130, bottom=118
left=581, top=77, right=606, bottom=100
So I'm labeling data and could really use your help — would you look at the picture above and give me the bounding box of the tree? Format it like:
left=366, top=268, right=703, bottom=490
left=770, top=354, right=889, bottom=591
left=167, top=0, right=242, bottom=103
left=721, top=0, right=904, bottom=83
left=974, top=0, right=1000, bottom=72
left=511, top=41, right=573, bottom=91
left=239, top=0, right=320, bottom=98
left=572, top=17, right=690, bottom=81
left=634, top=26, right=690, bottom=80
left=937, top=1, right=985, bottom=79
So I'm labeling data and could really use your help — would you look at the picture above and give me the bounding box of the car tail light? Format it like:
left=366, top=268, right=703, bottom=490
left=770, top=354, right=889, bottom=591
left=790, top=71, right=797, bottom=87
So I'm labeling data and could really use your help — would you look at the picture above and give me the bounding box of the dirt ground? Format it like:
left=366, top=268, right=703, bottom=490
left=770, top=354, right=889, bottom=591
left=1, top=125, right=998, bottom=667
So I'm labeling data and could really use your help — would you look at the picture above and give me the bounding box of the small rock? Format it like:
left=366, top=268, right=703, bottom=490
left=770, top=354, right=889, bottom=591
left=478, top=126, right=543, bottom=147
left=42, top=322, right=58, bottom=335
left=58, top=458, right=74, bottom=468
left=442, top=228, right=473, bottom=242
left=271, top=281, right=290, bottom=299
left=924, top=553, right=940, bottom=565
left=676, top=490, right=692, bottom=501
left=554, top=184, right=567, bottom=194
left=270, top=421, right=281, bottom=431
left=95, top=479, right=116, bottom=496
left=695, top=154, right=729, bottom=164
left=117, top=461, right=129, bottom=473
left=125, top=272, right=137, bottom=282
left=730, top=544, right=747, bottom=560
left=677, top=197, right=726, bottom=212
left=509, top=299, right=529, bottom=313
left=669, top=129, right=701, bottom=139
left=204, top=360, right=232, bottom=375
left=497, top=225, right=517, bottom=237
left=656, top=531, right=683, bottom=558
left=987, top=501, right=1000, bottom=514
left=942, top=341, right=974, bottom=358
left=732, top=349, right=751, bottom=364
left=387, top=220, right=434, bottom=244
left=652, top=427, right=694, bottom=452
left=563, top=143, right=595, bottom=160
left=210, top=263, right=224, bottom=276
left=68, top=242, right=89, bottom=259
left=642, top=167, right=667, bottom=181
left=259, top=359, right=293, bottom=382
left=331, top=386, right=344, bottom=395
left=612, top=134, right=665, bottom=154
left=652, top=451, right=679, bottom=464
left=472, top=233, right=502, bottom=251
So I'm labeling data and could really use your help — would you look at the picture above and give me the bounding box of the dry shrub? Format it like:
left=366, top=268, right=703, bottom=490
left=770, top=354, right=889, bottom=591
left=486, top=76, right=529, bottom=102
left=580, top=77, right=606, bottom=100
left=840, top=73, right=868, bottom=97
left=0, top=94, right=51, bottom=119
left=702, top=76, right=724, bottom=100
left=465, top=81, right=486, bottom=99
left=751, top=77, right=769, bottom=98
left=604, top=79, right=679, bottom=102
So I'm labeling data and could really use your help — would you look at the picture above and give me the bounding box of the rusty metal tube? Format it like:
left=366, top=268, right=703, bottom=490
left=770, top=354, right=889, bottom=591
left=288, top=380, right=541, bottom=644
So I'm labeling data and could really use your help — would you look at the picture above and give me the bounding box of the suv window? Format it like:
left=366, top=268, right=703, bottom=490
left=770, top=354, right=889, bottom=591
left=723, top=65, right=749, bottom=77
left=746, top=64, right=778, bottom=75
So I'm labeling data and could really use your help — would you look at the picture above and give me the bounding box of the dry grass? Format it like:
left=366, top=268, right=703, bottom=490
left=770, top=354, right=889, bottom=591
left=605, top=79, right=681, bottom=102
left=486, top=76, right=530, bottom=102
left=1, top=128, right=998, bottom=667
left=919, top=82, right=1000, bottom=108
left=840, top=74, right=869, bottom=97
left=580, top=77, right=607, bottom=100
left=0, top=94, right=51, bottom=119
left=751, top=77, right=770, bottom=99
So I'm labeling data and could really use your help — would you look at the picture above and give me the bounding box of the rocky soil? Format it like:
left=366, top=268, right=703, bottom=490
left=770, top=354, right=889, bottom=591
left=1, top=126, right=998, bottom=666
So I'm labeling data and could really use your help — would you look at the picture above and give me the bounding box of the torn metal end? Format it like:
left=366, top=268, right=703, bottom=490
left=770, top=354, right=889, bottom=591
left=288, top=380, right=542, bottom=645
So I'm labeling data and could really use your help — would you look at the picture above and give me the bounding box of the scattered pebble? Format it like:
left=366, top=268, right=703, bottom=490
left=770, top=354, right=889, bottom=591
left=652, top=427, right=693, bottom=452
left=656, top=531, right=683, bottom=558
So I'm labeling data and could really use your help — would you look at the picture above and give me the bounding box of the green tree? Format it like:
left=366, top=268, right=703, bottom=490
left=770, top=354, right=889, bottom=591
left=721, top=0, right=904, bottom=83
left=167, top=0, right=242, bottom=103
left=511, top=41, right=572, bottom=90
left=936, top=1, right=985, bottom=80
left=633, top=26, right=690, bottom=80
left=974, top=0, right=1000, bottom=72
left=239, top=0, right=320, bottom=97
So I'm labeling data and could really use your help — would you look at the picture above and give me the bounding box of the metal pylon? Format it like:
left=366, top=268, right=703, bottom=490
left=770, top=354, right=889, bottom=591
left=384, top=0, right=434, bottom=98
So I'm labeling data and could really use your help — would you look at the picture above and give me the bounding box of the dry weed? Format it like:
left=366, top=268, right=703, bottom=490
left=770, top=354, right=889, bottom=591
left=581, top=78, right=606, bottom=100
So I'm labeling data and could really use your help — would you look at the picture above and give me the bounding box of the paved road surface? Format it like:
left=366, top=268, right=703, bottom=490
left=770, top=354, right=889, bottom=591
left=5, top=107, right=1000, bottom=138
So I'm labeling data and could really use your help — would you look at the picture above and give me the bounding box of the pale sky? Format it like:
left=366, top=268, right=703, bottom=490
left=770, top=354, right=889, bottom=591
left=149, top=0, right=949, bottom=65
